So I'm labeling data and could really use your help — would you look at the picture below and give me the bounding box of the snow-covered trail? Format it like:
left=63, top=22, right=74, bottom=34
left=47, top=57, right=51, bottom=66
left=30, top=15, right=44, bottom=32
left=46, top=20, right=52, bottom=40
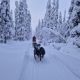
left=19, top=43, right=80, bottom=80
left=0, top=41, right=32, bottom=80
left=0, top=41, right=80, bottom=80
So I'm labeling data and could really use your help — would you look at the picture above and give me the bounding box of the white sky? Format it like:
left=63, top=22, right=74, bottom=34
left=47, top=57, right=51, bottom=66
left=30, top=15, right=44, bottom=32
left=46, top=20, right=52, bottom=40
left=10, top=0, right=71, bottom=31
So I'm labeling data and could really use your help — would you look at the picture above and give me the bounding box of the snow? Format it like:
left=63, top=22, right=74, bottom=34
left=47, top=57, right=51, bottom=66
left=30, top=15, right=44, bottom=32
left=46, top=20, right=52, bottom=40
left=42, top=27, right=60, bottom=35
left=0, top=41, right=80, bottom=80
left=0, top=41, right=30, bottom=80
left=50, top=42, right=66, bottom=50
left=70, top=24, right=80, bottom=35
left=40, top=27, right=66, bottom=43
left=69, top=24, right=80, bottom=47
left=60, top=42, right=80, bottom=59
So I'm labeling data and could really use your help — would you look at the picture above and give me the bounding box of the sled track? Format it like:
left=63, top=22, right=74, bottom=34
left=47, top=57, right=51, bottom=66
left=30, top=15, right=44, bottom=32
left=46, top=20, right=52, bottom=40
left=43, top=58, right=56, bottom=78
left=19, top=43, right=35, bottom=80
left=19, top=44, right=80, bottom=80
left=49, top=52, right=80, bottom=79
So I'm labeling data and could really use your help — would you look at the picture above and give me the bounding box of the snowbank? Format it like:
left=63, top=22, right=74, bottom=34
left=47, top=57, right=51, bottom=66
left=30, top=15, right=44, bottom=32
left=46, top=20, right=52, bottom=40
left=70, top=24, right=80, bottom=48
left=60, top=43, right=80, bottom=59
left=50, top=43, right=66, bottom=50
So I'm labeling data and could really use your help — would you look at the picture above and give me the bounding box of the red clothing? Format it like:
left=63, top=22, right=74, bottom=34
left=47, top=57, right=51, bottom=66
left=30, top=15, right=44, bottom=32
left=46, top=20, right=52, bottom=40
left=32, top=36, right=36, bottom=41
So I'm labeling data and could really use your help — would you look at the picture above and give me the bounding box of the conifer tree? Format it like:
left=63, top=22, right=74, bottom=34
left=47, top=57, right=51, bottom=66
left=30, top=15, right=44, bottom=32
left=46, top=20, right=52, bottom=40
left=25, top=11, right=31, bottom=40
left=57, top=11, right=62, bottom=33
left=66, top=0, right=80, bottom=47
left=54, top=0, right=59, bottom=29
left=63, top=9, right=66, bottom=23
left=15, top=1, right=19, bottom=40
left=59, top=12, right=62, bottom=25
left=50, top=0, right=55, bottom=29
left=0, top=0, right=14, bottom=43
left=45, top=0, right=52, bottom=28
left=15, top=0, right=32, bottom=41
left=69, top=0, right=74, bottom=18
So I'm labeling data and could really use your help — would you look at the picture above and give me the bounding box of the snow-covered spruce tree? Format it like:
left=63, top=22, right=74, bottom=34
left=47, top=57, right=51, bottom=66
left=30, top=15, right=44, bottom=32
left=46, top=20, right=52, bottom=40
left=40, top=19, right=44, bottom=29
left=25, top=10, right=32, bottom=40
left=23, top=0, right=28, bottom=40
left=61, top=9, right=69, bottom=38
left=57, top=11, right=62, bottom=33
left=0, top=4, right=3, bottom=43
left=15, top=1, right=19, bottom=41
left=10, top=10, right=14, bottom=40
left=64, top=20, right=70, bottom=38
left=61, top=23, right=68, bottom=38
left=68, top=0, right=75, bottom=29
left=71, top=0, right=80, bottom=27
left=53, top=0, right=59, bottom=30
left=0, top=0, right=14, bottom=43
left=64, top=0, right=75, bottom=38
left=44, top=0, right=52, bottom=29
left=35, top=26, right=38, bottom=39
left=50, top=0, right=55, bottom=29
left=28, top=11, right=32, bottom=40
left=70, top=24, right=80, bottom=48
left=38, top=19, right=45, bottom=43
left=0, top=3, right=3, bottom=43
left=68, top=0, right=80, bottom=48
left=69, top=0, right=74, bottom=20
left=23, top=0, right=32, bottom=40
left=58, top=11, right=67, bottom=38
left=35, top=19, right=41, bottom=40
left=66, top=0, right=80, bottom=38
left=18, top=0, right=25, bottom=41
left=59, top=12, right=62, bottom=25
left=63, top=9, right=66, bottom=23
left=15, top=0, right=32, bottom=41
left=56, top=0, right=59, bottom=19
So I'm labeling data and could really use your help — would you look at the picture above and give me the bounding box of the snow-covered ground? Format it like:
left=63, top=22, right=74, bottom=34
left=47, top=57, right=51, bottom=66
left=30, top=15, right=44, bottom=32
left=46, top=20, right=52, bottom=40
left=0, top=41, right=80, bottom=80
left=60, top=42, right=80, bottom=59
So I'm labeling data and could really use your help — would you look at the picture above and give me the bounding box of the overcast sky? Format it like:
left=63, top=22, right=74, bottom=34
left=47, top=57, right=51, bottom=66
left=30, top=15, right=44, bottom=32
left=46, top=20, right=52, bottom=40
left=10, top=0, right=71, bottom=31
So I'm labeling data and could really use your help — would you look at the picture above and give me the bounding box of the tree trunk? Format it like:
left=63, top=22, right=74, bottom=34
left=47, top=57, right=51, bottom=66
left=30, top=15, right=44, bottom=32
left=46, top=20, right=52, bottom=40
left=4, top=36, right=6, bottom=43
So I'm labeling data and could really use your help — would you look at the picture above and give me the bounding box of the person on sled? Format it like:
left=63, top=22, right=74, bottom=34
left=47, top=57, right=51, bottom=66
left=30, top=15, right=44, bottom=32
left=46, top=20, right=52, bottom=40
left=32, top=36, right=36, bottom=48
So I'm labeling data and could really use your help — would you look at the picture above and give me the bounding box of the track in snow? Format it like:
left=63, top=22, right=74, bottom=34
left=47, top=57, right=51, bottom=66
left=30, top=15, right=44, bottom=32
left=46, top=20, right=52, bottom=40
left=19, top=45, right=80, bottom=80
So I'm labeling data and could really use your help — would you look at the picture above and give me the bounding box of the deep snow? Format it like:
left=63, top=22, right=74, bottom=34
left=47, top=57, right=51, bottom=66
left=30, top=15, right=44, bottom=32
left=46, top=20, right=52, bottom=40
left=0, top=41, right=80, bottom=80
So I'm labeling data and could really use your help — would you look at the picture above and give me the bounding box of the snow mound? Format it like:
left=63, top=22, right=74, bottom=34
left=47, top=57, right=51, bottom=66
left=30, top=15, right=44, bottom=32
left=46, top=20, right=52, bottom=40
left=40, top=27, right=66, bottom=43
left=70, top=24, right=80, bottom=48
left=50, top=43, right=66, bottom=50
left=60, top=43, right=80, bottom=59
left=70, top=24, right=80, bottom=37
